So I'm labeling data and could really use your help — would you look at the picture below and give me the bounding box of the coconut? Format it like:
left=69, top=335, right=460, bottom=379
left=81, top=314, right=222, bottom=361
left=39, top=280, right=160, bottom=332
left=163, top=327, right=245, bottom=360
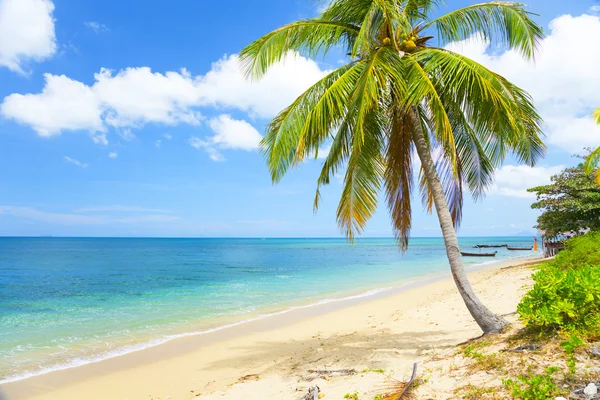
left=404, top=40, right=416, bottom=51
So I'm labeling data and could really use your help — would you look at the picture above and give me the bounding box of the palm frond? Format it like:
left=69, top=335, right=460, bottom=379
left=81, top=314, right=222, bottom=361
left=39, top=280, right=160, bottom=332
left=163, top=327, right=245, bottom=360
left=261, top=62, right=359, bottom=182
left=351, top=0, right=410, bottom=56
left=404, top=54, right=457, bottom=171
left=415, top=48, right=545, bottom=167
left=593, top=108, right=600, bottom=125
left=321, top=0, right=376, bottom=25
left=403, top=0, right=443, bottom=23
left=313, top=115, right=354, bottom=211
left=444, top=97, right=496, bottom=199
left=337, top=110, right=385, bottom=241
left=350, top=47, right=407, bottom=149
left=423, top=2, right=543, bottom=59
left=584, top=146, right=600, bottom=186
left=239, top=20, right=359, bottom=79
left=385, top=108, right=414, bottom=250
left=418, top=144, right=464, bottom=228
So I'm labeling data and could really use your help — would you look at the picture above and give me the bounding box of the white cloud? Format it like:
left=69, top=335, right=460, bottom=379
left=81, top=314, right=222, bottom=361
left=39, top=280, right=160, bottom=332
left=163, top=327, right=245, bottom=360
left=0, top=0, right=56, bottom=73
left=64, top=156, right=88, bottom=168
left=1, top=74, right=104, bottom=136
left=73, top=205, right=172, bottom=213
left=117, top=128, right=136, bottom=141
left=490, top=165, right=563, bottom=198
left=196, top=53, right=329, bottom=118
left=163, top=133, right=172, bottom=140
left=108, top=152, right=118, bottom=159
left=91, top=132, right=108, bottom=146
left=208, top=114, right=262, bottom=150
left=0, top=53, right=328, bottom=151
left=0, top=206, right=103, bottom=225
left=84, top=21, right=108, bottom=33
left=589, top=5, right=600, bottom=14
left=190, top=115, right=263, bottom=161
left=446, top=13, right=600, bottom=155
left=93, top=67, right=203, bottom=128
left=0, top=205, right=180, bottom=225
left=189, top=137, right=225, bottom=162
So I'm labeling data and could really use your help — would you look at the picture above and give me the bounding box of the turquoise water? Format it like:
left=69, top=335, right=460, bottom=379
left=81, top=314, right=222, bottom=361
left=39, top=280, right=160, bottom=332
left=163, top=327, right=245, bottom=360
left=0, top=237, right=538, bottom=384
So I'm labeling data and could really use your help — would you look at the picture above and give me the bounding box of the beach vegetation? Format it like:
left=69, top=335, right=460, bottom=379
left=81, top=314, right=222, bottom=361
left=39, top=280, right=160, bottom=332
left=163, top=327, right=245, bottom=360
left=455, top=384, right=501, bottom=399
left=543, top=232, right=600, bottom=270
left=240, top=0, right=545, bottom=335
left=344, top=391, right=359, bottom=399
left=518, top=264, right=600, bottom=333
left=528, top=164, right=600, bottom=237
left=517, top=235, right=600, bottom=335
left=362, top=368, right=385, bottom=374
left=502, top=366, right=563, bottom=400
left=460, top=341, right=506, bottom=372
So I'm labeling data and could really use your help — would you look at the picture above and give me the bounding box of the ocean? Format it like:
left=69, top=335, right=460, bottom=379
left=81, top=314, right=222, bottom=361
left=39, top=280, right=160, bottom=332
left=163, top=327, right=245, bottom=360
left=0, top=237, right=538, bottom=384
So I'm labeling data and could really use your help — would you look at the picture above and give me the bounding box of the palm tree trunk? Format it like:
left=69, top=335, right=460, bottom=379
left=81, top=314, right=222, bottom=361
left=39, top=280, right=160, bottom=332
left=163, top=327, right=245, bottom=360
left=410, top=112, right=509, bottom=334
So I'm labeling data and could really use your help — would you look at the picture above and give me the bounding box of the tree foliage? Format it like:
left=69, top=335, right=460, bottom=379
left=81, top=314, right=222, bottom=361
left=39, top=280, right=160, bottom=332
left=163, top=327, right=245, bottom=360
left=240, top=0, right=545, bottom=248
left=528, top=164, right=600, bottom=237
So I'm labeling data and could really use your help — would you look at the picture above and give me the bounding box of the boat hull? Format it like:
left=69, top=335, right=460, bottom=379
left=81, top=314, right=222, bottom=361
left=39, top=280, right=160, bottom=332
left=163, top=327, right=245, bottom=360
left=461, top=252, right=497, bottom=257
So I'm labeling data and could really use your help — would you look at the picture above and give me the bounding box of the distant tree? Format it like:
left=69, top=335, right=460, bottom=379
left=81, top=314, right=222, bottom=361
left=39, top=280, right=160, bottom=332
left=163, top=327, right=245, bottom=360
left=528, top=163, right=600, bottom=237
left=583, top=108, right=600, bottom=185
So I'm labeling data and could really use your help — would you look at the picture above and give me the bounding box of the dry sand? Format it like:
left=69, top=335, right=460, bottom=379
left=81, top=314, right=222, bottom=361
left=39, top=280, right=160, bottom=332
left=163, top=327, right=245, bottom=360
left=0, top=257, right=540, bottom=400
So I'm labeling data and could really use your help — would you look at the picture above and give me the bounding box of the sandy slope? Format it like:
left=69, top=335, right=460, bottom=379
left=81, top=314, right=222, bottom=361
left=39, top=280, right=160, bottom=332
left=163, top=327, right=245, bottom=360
left=1, top=258, right=538, bottom=400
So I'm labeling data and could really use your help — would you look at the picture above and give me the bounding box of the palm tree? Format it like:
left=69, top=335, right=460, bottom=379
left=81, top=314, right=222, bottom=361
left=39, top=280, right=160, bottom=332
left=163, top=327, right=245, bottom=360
left=240, top=0, right=545, bottom=334
left=584, top=108, right=600, bottom=185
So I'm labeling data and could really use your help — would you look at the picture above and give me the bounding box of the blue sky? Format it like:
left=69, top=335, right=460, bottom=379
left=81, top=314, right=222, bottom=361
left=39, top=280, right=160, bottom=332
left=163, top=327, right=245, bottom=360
left=0, top=0, right=599, bottom=238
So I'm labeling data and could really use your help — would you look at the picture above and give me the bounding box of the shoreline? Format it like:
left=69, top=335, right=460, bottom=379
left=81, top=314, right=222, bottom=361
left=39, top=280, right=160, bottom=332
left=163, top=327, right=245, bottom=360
left=1, top=254, right=542, bottom=399
left=0, top=253, right=538, bottom=387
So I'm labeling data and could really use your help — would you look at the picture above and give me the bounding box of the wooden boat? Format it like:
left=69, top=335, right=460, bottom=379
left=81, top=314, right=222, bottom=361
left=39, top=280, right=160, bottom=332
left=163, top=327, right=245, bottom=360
left=507, top=246, right=533, bottom=251
left=461, top=251, right=497, bottom=257
left=475, top=244, right=507, bottom=248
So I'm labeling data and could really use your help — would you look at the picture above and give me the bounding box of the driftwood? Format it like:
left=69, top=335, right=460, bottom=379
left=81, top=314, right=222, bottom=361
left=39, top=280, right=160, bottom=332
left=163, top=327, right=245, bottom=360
left=307, top=369, right=356, bottom=376
left=298, top=386, right=319, bottom=400
left=303, top=369, right=357, bottom=382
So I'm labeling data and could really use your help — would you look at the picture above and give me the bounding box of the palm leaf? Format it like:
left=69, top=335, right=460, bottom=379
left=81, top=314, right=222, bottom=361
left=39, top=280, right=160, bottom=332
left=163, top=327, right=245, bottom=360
left=385, top=108, right=414, bottom=250
left=337, top=109, right=385, bottom=241
left=261, top=62, right=358, bottom=182
left=422, top=2, right=544, bottom=59
left=404, top=54, right=457, bottom=169
left=584, top=146, right=600, bottom=186
left=415, top=47, right=545, bottom=167
left=240, top=20, right=359, bottom=79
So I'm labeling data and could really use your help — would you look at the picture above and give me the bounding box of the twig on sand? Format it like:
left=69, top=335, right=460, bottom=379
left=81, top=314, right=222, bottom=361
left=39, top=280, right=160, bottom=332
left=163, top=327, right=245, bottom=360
left=375, top=362, right=419, bottom=400
left=397, top=363, right=418, bottom=400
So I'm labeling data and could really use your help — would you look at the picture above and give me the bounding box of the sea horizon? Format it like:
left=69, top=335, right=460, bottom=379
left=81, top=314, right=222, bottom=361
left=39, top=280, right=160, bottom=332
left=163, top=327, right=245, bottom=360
left=0, top=234, right=539, bottom=239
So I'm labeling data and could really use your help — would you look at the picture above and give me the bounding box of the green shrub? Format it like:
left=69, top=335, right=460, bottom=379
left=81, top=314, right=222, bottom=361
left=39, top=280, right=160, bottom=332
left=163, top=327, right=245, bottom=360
left=517, top=265, right=600, bottom=332
left=502, top=367, right=562, bottom=400
left=545, top=232, right=600, bottom=270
